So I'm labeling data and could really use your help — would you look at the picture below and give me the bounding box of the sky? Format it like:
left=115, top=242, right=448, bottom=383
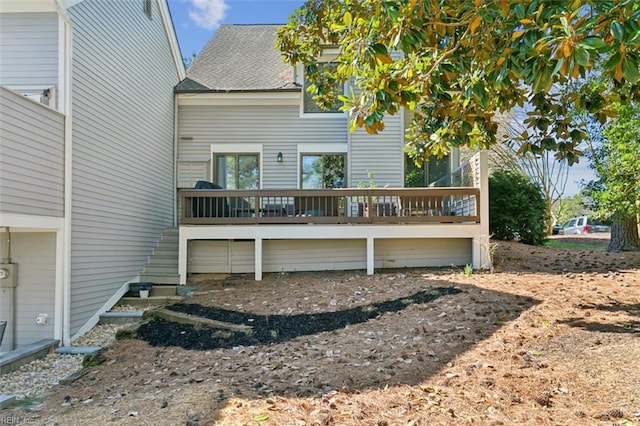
left=167, top=0, right=302, bottom=58
left=166, top=0, right=595, bottom=196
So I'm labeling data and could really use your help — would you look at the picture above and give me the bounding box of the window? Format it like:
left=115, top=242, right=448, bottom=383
left=213, top=154, right=259, bottom=189
left=404, top=154, right=450, bottom=187
left=301, top=154, right=345, bottom=189
left=303, top=63, right=343, bottom=114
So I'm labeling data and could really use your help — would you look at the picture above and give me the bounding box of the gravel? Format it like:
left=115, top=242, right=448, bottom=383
left=0, top=320, right=142, bottom=400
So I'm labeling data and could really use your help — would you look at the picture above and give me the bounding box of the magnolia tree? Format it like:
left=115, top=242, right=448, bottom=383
left=277, top=0, right=640, bottom=165
left=588, top=102, right=640, bottom=251
left=492, top=110, right=569, bottom=233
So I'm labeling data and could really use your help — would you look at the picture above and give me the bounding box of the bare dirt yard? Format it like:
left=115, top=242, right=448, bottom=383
left=6, top=235, right=640, bottom=425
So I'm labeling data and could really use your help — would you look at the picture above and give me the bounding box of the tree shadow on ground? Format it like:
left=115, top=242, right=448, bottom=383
left=26, top=274, right=541, bottom=425
left=137, top=287, right=461, bottom=350
left=492, top=239, right=640, bottom=274
left=559, top=301, right=640, bottom=335
left=127, top=279, right=541, bottom=423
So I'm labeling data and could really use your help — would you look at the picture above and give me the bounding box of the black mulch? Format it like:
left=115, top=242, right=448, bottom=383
left=136, top=287, right=461, bottom=350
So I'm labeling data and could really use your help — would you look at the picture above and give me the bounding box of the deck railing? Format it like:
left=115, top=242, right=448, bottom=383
left=179, top=187, right=480, bottom=225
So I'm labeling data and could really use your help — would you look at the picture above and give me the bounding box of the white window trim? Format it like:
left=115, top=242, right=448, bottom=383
left=210, top=143, right=263, bottom=189
left=296, top=143, right=348, bottom=189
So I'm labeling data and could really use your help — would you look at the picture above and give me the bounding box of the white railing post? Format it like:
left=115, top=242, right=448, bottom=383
left=472, top=150, right=491, bottom=269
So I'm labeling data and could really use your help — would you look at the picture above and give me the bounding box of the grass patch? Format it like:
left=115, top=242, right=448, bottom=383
left=545, top=240, right=606, bottom=251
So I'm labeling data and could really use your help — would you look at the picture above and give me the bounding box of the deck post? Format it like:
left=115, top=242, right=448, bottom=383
left=366, top=237, right=374, bottom=275
left=478, top=150, right=490, bottom=269
left=255, top=238, right=263, bottom=281
left=178, top=229, right=187, bottom=285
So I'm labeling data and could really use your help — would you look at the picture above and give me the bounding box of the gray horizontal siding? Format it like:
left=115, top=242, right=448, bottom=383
left=263, top=239, right=367, bottom=271
left=188, top=237, right=470, bottom=274
left=349, top=110, right=404, bottom=187
left=0, top=232, right=56, bottom=351
left=0, top=87, right=65, bottom=217
left=178, top=105, right=348, bottom=189
left=0, top=12, right=58, bottom=88
left=374, top=238, right=471, bottom=268
left=67, top=0, right=181, bottom=334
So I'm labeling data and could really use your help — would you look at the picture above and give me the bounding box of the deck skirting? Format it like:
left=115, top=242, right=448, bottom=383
left=179, top=223, right=487, bottom=282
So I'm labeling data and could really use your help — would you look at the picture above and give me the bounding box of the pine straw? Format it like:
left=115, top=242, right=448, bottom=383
left=8, top=239, right=640, bottom=425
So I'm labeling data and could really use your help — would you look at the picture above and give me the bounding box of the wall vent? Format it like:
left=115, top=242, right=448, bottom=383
left=143, top=0, right=152, bottom=19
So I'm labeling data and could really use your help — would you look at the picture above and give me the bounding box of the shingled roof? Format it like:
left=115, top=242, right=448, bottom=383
left=175, top=24, right=298, bottom=92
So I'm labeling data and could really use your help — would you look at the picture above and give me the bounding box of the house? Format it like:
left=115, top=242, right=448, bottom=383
left=0, top=0, right=184, bottom=353
left=174, top=25, right=490, bottom=282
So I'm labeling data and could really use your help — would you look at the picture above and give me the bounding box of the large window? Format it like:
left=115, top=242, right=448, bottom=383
left=301, top=154, right=345, bottom=189
left=214, top=154, right=259, bottom=189
left=303, top=62, right=343, bottom=114
left=404, top=154, right=450, bottom=187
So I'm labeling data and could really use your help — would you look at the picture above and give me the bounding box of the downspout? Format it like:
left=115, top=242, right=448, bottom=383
left=1, top=227, right=15, bottom=349
left=53, top=0, right=73, bottom=346
left=173, top=93, right=178, bottom=227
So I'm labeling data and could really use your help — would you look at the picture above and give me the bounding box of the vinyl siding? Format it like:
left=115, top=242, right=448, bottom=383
left=0, top=87, right=65, bottom=217
left=0, top=12, right=58, bottom=89
left=67, top=0, right=180, bottom=334
left=349, top=109, right=404, bottom=187
left=263, top=239, right=367, bottom=271
left=374, top=238, right=471, bottom=268
left=177, top=105, right=348, bottom=189
left=188, top=238, right=469, bottom=274
left=0, top=232, right=56, bottom=351
left=188, top=240, right=255, bottom=273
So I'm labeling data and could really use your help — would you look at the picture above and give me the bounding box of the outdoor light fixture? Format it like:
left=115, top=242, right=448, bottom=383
left=277, top=152, right=283, bottom=163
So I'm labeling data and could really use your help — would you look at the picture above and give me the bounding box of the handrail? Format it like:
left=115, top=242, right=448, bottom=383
left=179, top=187, right=480, bottom=225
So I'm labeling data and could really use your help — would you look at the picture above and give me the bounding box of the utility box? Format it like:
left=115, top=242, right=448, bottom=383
left=0, top=263, right=18, bottom=288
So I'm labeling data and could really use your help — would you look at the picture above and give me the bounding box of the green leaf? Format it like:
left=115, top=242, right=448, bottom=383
left=603, top=51, right=621, bottom=70
left=621, top=57, right=640, bottom=84
left=343, top=11, right=352, bottom=26
left=610, top=21, right=624, bottom=41
left=369, top=43, right=388, bottom=56
left=580, top=36, right=606, bottom=50
left=254, top=413, right=269, bottom=422
left=472, top=83, right=488, bottom=109
left=573, top=46, right=589, bottom=66
left=513, top=3, right=525, bottom=19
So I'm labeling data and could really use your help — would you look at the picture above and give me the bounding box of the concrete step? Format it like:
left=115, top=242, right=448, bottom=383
left=117, top=296, right=182, bottom=307
left=0, top=395, right=15, bottom=409
left=138, top=273, right=180, bottom=285
left=99, top=311, right=144, bottom=324
left=128, top=284, right=178, bottom=296
left=55, top=346, right=101, bottom=355
left=150, top=285, right=178, bottom=296
left=0, top=339, right=59, bottom=375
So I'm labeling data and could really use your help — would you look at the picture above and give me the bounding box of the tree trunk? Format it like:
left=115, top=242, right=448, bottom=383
left=607, top=213, right=640, bottom=252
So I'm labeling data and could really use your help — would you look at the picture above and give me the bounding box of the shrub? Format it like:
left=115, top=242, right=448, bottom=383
left=489, top=170, right=547, bottom=245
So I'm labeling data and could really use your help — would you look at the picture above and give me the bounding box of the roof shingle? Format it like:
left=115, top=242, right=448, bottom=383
left=175, top=24, right=298, bottom=92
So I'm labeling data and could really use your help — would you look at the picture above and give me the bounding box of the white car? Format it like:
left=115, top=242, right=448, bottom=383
left=559, top=216, right=611, bottom=235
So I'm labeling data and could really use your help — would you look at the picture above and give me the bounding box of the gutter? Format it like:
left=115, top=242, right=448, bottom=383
left=174, top=87, right=302, bottom=94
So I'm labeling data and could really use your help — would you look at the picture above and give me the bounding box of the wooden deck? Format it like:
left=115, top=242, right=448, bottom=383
left=179, top=187, right=480, bottom=225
